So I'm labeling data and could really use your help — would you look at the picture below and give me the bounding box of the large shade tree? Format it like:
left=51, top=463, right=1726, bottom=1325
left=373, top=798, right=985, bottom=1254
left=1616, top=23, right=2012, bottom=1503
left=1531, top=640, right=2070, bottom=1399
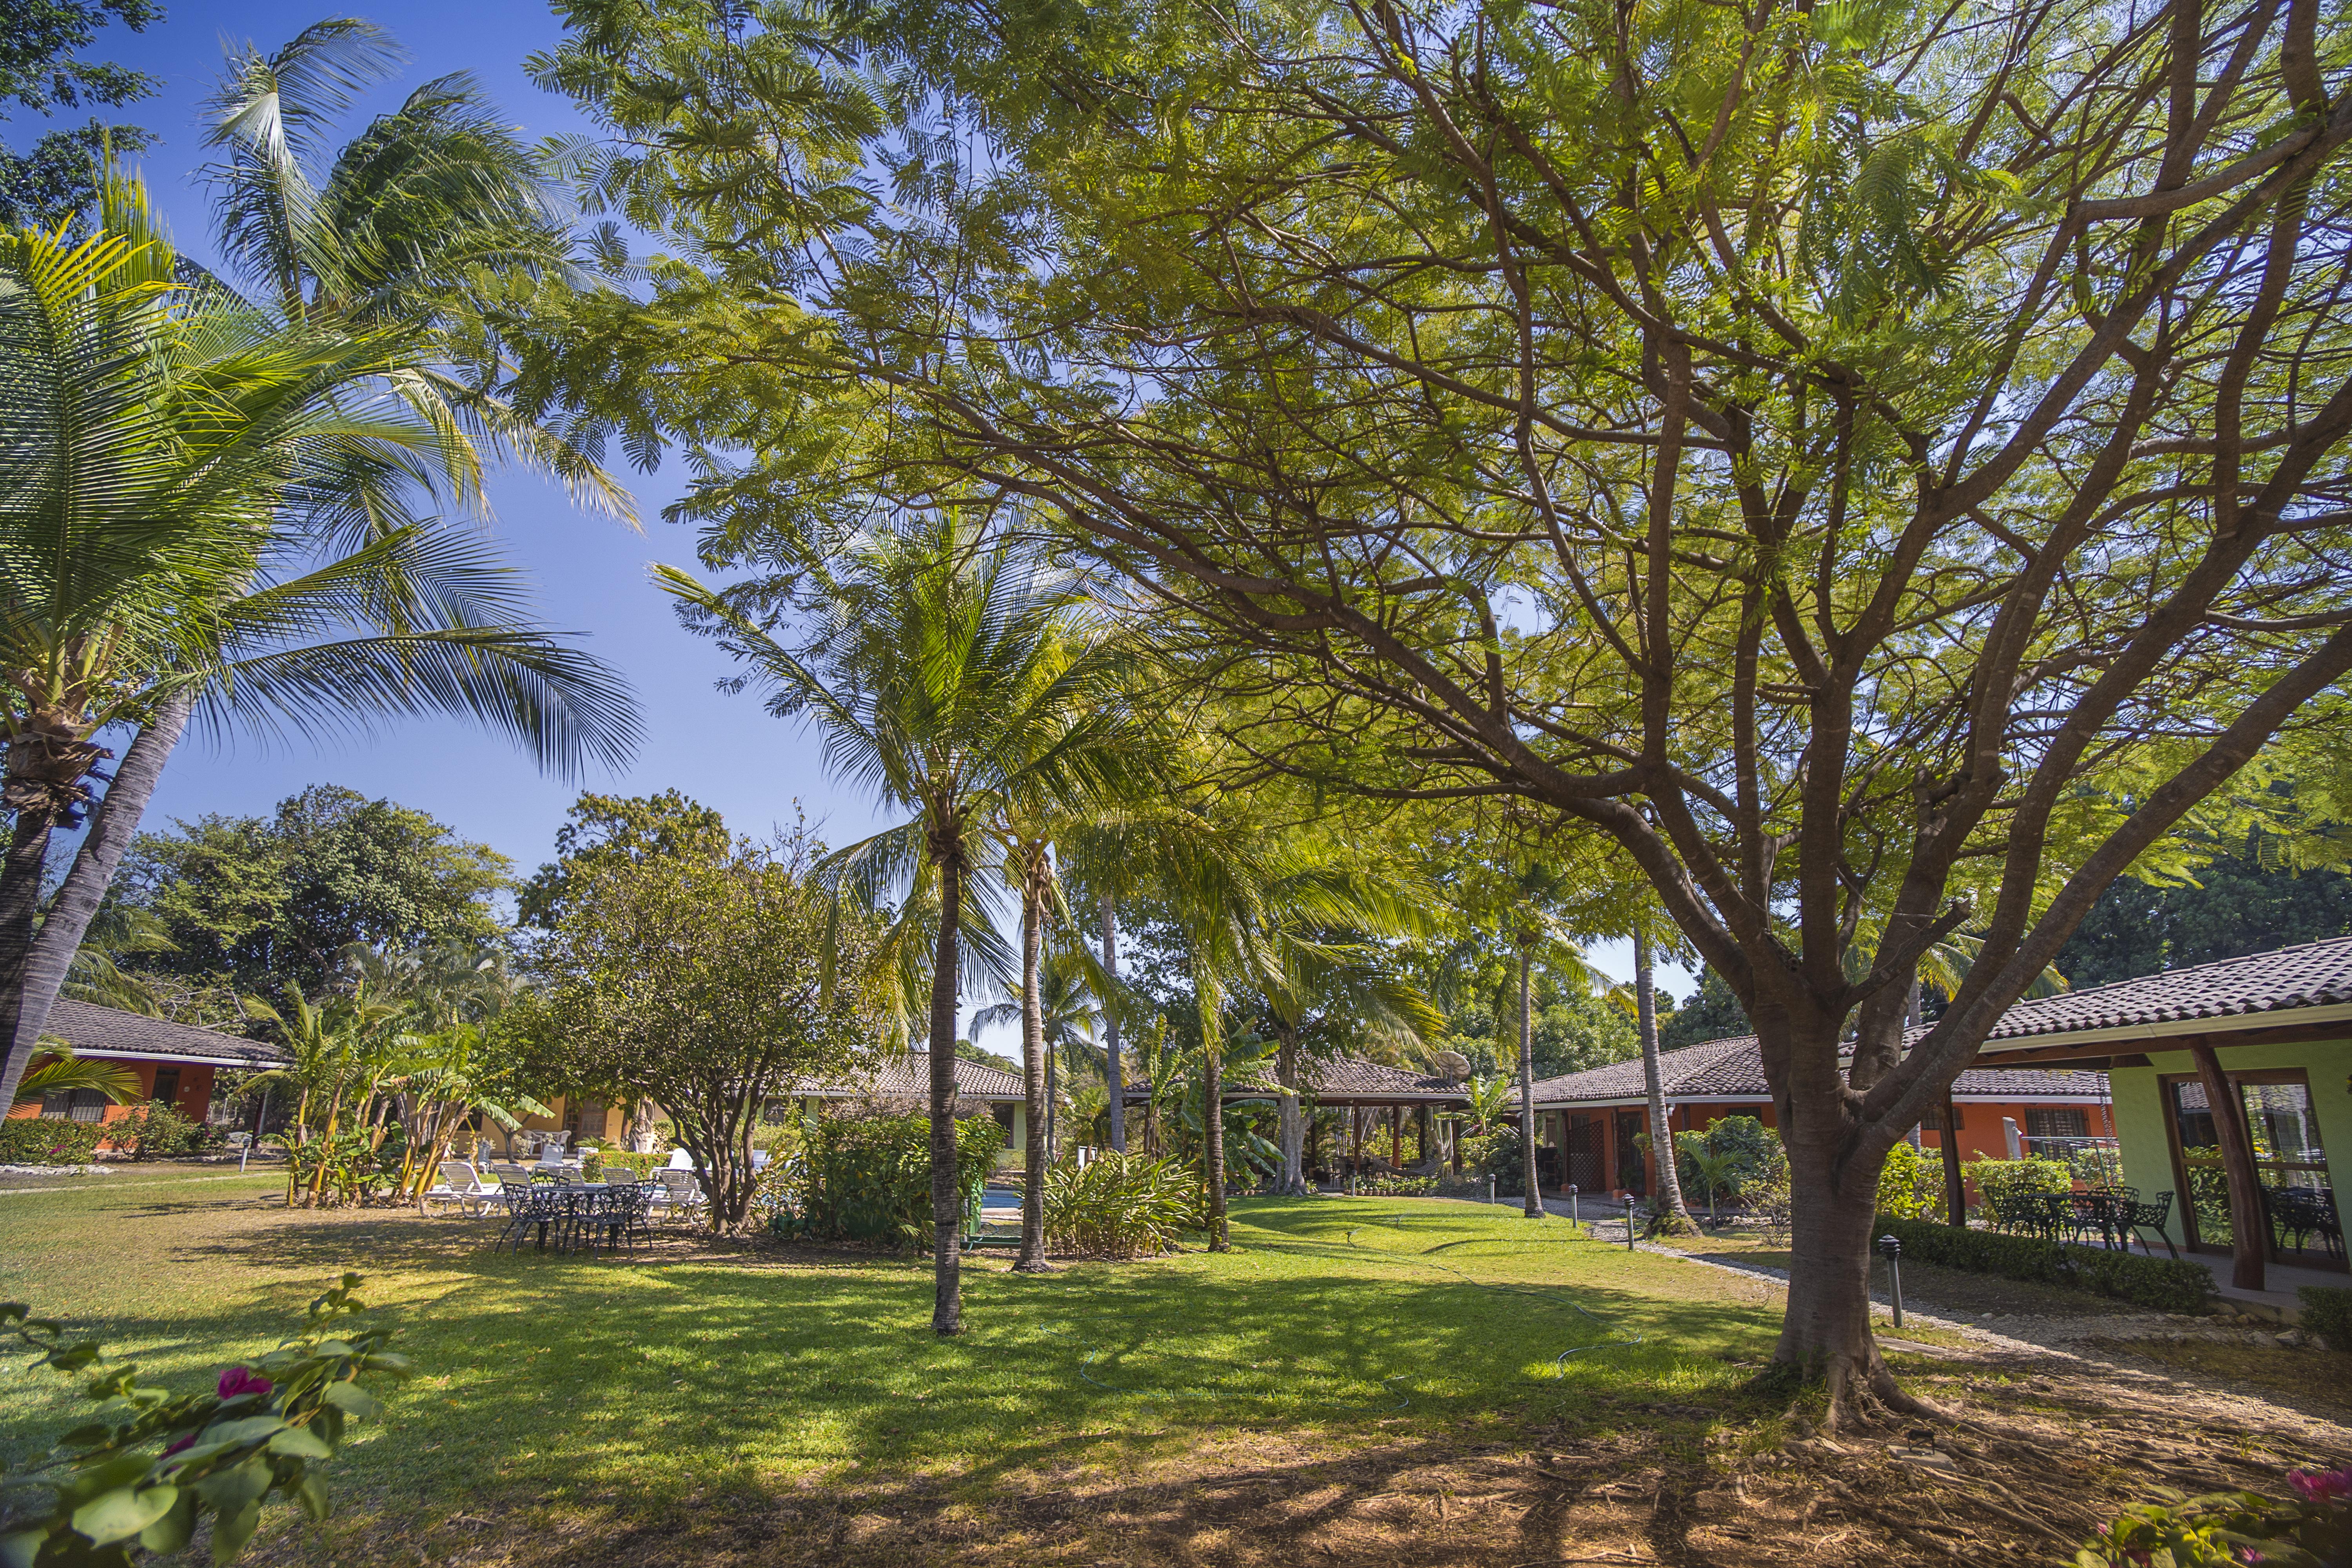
left=512, top=0, right=2352, bottom=1421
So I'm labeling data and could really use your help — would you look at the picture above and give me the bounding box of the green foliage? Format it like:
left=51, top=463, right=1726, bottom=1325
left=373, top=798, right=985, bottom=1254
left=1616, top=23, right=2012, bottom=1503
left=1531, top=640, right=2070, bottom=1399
left=2076, top=1480, right=2352, bottom=1568
left=578, top=1149, right=604, bottom=1183
left=1350, top=1174, right=1439, bottom=1199
left=118, top=786, right=512, bottom=1000
left=788, top=1111, right=1004, bottom=1248
left=106, top=1104, right=205, bottom=1161
left=1673, top=1116, right=1777, bottom=1209
left=1460, top=1127, right=1527, bottom=1196
left=2054, top=837, right=2352, bottom=993
left=0, top=1272, right=409, bottom=1566
left=1873, top=1216, right=2214, bottom=1314
left=512, top=808, right=885, bottom=1233
left=1971, top=1157, right=2077, bottom=1222
left=2300, top=1287, right=2352, bottom=1354
left=265, top=1130, right=392, bottom=1209
left=0, top=0, right=159, bottom=226
left=1874, top=1142, right=1945, bottom=1222
left=1659, top=971, right=1749, bottom=1050
left=0, top=1118, right=103, bottom=1166
left=1039, top=1151, right=1199, bottom=1258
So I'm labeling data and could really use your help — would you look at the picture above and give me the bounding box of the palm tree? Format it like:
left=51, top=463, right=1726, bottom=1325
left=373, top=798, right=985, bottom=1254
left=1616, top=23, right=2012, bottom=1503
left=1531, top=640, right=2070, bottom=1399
left=11, top=1048, right=142, bottom=1108
left=201, top=18, right=631, bottom=518
left=974, top=942, right=1105, bottom=1268
left=656, top=512, right=1141, bottom=1334
left=243, top=985, right=401, bottom=1205
left=0, top=177, right=639, bottom=1115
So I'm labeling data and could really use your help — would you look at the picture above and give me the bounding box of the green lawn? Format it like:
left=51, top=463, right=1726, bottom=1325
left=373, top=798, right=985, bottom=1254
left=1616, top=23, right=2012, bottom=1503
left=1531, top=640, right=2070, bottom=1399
left=0, top=1173, right=1800, bottom=1562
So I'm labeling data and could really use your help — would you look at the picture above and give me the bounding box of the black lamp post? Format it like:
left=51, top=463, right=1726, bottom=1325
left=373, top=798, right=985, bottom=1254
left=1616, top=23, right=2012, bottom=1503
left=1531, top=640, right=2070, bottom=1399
left=1879, top=1234, right=1905, bottom=1330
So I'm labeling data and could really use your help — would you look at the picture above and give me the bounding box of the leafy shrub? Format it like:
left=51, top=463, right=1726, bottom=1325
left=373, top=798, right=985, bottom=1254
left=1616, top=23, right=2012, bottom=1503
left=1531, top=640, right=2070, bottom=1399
left=1675, top=1115, right=1776, bottom=1198
left=1352, top=1174, right=1439, bottom=1198
left=1462, top=1127, right=1526, bottom=1194
left=0, top=1272, right=410, bottom=1565
left=579, top=1149, right=605, bottom=1181
left=2076, top=1472, right=2352, bottom=1566
left=1040, top=1152, right=1200, bottom=1257
left=789, top=1111, right=1005, bottom=1247
left=599, top=1150, right=662, bottom=1179
left=270, top=1129, right=395, bottom=1207
left=1744, top=1139, right=1795, bottom=1243
left=0, top=1118, right=104, bottom=1166
left=1970, top=1156, right=2075, bottom=1221
left=2301, top=1286, right=2352, bottom=1353
left=1873, top=1215, right=2213, bottom=1313
left=108, top=1104, right=206, bottom=1161
left=1876, top=1141, right=1945, bottom=1221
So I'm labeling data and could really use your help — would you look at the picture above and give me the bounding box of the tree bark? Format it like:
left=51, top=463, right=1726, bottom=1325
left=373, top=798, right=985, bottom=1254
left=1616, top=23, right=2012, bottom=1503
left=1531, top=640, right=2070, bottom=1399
left=1016, top=856, right=1051, bottom=1272
left=1516, top=946, right=1542, bottom=1217
left=1635, top=931, right=1696, bottom=1231
left=1275, top=1025, right=1307, bottom=1194
left=1198, top=958, right=1228, bottom=1249
left=1101, top=895, right=1125, bottom=1153
left=0, top=696, right=189, bottom=1112
left=929, top=855, right=966, bottom=1333
left=2189, top=1039, right=2268, bottom=1292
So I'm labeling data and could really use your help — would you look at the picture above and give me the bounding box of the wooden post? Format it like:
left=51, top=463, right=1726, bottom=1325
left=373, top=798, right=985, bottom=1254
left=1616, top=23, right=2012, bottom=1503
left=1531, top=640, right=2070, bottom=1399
left=1940, top=1093, right=1967, bottom=1226
left=2189, top=1039, right=2269, bottom=1292
left=1390, top=1104, right=1402, bottom=1167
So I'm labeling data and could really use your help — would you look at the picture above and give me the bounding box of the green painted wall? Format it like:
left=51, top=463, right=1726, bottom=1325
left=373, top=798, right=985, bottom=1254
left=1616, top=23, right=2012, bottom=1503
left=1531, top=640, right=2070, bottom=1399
left=2105, top=1037, right=2350, bottom=1248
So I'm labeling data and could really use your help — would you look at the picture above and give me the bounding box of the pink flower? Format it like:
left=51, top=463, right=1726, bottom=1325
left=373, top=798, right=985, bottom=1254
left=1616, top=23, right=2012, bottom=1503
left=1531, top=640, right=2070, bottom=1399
left=2288, top=1467, right=2352, bottom=1504
left=216, top=1367, right=272, bottom=1401
left=162, top=1433, right=196, bottom=1457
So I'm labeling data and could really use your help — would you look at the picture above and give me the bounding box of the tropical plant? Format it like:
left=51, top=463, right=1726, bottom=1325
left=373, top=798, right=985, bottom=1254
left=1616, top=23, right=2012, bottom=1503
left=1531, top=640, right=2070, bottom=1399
left=0, top=1274, right=408, bottom=1565
left=201, top=18, right=629, bottom=517
left=0, top=175, right=638, bottom=1118
left=1456, top=1073, right=1514, bottom=1136
left=243, top=988, right=403, bottom=1206
left=1039, top=1151, right=1199, bottom=1258
left=655, top=512, right=1142, bottom=1329
left=10, top=1047, right=140, bottom=1107
left=974, top=938, right=1106, bottom=1269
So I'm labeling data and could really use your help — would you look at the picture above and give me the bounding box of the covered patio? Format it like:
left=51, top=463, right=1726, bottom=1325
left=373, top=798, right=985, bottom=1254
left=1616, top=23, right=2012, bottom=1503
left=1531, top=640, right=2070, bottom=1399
left=1968, top=936, right=2350, bottom=1294
left=1122, top=1055, right=1472, bottom=1182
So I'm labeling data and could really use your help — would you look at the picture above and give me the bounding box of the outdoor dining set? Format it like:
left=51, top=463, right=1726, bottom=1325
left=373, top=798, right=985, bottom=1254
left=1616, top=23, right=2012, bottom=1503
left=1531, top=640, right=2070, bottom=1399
left=1986, top=1183, right=2345, bottom=1263
left=420, top=1160, right=711, bottom=1258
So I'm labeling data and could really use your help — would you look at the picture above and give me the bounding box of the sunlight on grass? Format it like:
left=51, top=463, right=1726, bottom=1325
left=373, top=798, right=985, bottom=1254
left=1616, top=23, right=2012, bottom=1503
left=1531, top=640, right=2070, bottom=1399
left=0, top=1176, right=1786, bottom=1546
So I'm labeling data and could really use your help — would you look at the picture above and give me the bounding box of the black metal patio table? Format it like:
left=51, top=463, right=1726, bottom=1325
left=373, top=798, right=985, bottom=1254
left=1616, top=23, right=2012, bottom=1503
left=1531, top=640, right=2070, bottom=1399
left=489, top=1183, right=653, bottom=1257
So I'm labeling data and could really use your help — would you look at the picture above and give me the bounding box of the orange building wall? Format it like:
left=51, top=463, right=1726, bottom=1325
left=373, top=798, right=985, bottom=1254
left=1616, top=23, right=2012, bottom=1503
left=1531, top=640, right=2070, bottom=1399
left=4, top=1056, right=218, bottom=1145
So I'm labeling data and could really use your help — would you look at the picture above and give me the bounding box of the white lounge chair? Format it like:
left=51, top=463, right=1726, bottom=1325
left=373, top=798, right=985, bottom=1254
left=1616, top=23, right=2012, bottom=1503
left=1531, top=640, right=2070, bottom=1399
left=423, top=1161, right=496, bottom=1215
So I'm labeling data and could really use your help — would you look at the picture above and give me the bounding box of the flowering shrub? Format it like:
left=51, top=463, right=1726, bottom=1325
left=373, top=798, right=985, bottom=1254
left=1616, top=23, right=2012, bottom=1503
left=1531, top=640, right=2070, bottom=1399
left=0, top=1272, right=409, bottom=1564
left=106, top=1105, right=207, bottom=1161
left=0, top=1118, right=105, bottom=1166
left=2076, top=1470, right=2352, bottom=1566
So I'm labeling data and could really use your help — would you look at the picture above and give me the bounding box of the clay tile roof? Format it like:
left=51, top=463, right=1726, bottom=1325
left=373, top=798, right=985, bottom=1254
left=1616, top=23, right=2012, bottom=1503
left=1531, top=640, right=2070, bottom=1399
left=1524, top=1035, right=2106, bottom=1105
left=1982, top=935, right=2352, bottom=1041
left=43, top=999, right=288, bottom=1067
left=1116, top=1053, right=1468, bottom=1102
left=787, top=1054, right=1025, bottom=1101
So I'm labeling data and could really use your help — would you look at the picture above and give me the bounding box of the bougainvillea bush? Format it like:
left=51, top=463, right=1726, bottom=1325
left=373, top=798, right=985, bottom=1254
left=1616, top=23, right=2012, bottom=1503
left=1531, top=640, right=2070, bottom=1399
left=0, top=1273, right=408, bottom=1565
left=2076, top=1469, right=2352, bottom=1567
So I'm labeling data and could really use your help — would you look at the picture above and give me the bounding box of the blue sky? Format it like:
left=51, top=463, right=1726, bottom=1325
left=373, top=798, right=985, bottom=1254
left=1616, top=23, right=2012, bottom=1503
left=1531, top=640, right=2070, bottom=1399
left=14, top=0, right=1687, bottom=1004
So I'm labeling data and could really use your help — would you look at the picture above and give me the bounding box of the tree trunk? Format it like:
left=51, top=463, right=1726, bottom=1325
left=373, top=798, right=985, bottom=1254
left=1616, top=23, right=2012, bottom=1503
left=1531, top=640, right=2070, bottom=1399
left=2190, top=1040, right=2268, bottom=1292
left=1769, top=1024, right=1931, bottom=1428
left=1101, top=895, right=1125, bottom=1153
left=929, top=856, right=966, bottom=1333
left=1635, top=932, right=1695, bottom=1231
left=1046, top=1044, right=1058, bottom=1161
left=1515, top=946, right=1541, bottom=1217
left=1275, top=1025, right=1307, bottom=1195
left=1939, top=1093, right=1967, bottom=1227
left=0, top=697, right=189, bottom=1112
left=1016, top=861, right=1051, bottom=1272
left=1197, top=958, right=1228, bottom=1250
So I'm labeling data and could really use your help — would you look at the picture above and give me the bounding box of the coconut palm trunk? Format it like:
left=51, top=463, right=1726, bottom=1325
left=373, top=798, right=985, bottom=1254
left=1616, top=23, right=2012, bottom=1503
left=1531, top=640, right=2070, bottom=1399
left=0, top=697, right=188, bottom=1112
left=1635, top=931, right=1695, bottom=1232
left=1197, top=958, right=1228, bottom=1251
left=1015, top=848, right=1052, bottom=1273
left=1516, top=946, right=1542, bottom=1218
left=1274, top=1025, right=1307, bottom=1196
left=929, top=848, right=967, bottom=1333
left=1101, top=895, right=1125, bottom=1152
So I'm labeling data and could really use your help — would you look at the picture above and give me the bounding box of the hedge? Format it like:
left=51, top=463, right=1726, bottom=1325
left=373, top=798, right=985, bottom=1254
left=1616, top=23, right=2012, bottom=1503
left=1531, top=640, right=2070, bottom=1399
left=1873, top=1214, right=2215, bottom=1314
left=0, top=1118, right=104, bottom=1166
left=2301, top=1286, right=2352, bottom=1353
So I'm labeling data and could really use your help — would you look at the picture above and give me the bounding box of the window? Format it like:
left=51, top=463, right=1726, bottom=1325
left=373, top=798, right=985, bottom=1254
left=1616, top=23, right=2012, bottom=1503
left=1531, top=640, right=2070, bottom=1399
left=151, top=1069, right=180, bottom=1106
left=2025, top=1107, right=2087, bottom=1140
left=990, top=1102, right=1016, bottom=1133
left=762, top=1098, right=794, bottom=1124
left=40, top=1089, right=108, bottom=1122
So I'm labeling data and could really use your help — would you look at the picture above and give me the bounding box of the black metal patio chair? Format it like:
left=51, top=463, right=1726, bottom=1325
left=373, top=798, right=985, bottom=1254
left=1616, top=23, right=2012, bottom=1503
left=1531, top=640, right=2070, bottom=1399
left=2121, top=1190, right=2178, bottom=1259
